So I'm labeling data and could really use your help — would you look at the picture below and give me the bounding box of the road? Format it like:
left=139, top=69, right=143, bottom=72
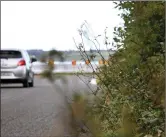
left=1, top=75, right=96, bottom=137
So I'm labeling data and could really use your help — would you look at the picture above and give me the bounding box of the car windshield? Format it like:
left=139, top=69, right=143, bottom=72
left=0, top=50, right=22, bottom=59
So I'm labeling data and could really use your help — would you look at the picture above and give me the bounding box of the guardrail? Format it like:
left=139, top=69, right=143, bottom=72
left=32, top=61, right=100, bottom=74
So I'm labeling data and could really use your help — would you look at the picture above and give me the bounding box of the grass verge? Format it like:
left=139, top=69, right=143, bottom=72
left=34, top=72, right=96, bottom=76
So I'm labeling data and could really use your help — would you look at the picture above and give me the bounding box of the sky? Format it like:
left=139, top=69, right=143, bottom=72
left=1, top=1, right=122, bottom=51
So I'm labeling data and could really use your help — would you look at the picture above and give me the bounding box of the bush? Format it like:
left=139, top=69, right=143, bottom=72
left=75, top=1, right=165, bottom=137
left=42, top=2, right=165, bottom=137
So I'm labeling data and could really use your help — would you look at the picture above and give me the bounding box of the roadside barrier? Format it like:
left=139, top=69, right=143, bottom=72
left=32, top=61, right=100, bottom=74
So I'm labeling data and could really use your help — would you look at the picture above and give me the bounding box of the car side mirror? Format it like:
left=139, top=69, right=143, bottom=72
left=31, top=57, right=37, bottom=63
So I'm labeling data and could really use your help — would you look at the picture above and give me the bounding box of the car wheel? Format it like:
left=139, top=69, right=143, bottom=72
left=23, top=78, right=29, bottom=88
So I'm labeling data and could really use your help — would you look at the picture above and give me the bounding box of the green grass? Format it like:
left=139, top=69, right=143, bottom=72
left=54, top=72, right=93, bottom=75
left=35, top=72, right=95, bottom=76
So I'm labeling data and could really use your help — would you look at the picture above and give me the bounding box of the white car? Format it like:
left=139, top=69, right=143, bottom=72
left=0, top=49, right=37, bottom=87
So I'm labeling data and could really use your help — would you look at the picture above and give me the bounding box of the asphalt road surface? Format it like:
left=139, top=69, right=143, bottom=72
left=1, top=75, right=96, bottom=137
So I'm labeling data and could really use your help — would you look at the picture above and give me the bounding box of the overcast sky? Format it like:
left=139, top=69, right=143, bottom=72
left=2, top=1, right=122, bottom=51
